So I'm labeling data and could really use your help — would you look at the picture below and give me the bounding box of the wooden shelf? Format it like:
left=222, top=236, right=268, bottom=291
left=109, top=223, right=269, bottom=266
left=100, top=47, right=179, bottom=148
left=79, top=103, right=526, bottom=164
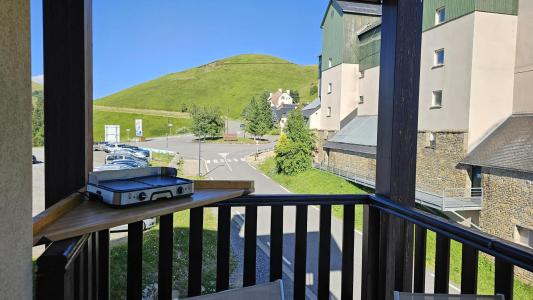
left=33, top=180, right=254, bottom=245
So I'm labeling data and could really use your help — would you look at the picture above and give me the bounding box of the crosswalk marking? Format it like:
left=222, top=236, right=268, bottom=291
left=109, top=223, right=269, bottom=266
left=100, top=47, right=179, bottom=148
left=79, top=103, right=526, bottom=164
left=206, top=160, right=211, bottom=164
left=213, top=159, right=218, bottom=164
left=233, top=158, right=238, bottom=162
left=240, top=158, right=245, bottom=161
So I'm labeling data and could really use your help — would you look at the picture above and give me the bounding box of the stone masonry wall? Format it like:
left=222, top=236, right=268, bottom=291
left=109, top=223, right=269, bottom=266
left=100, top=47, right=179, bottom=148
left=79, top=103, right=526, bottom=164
left=415, top=132, right=471, bottom=195
left=480, top=168, right=533, bottom=283
left=327, top=149, right=376, bottom=182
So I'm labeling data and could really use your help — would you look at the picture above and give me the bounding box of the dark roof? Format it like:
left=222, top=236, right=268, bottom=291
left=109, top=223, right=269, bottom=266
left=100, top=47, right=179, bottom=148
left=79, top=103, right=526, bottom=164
left=271, top=105, right=297, bottom=122
left=324, top=141, right=376, bottom=155
left=461, top=114, right=533, bottom=174
left=321, top=1, right=382, bottom=28
left=302, top=98, right=321, bottom=118
left=336, top=1, right=382, bottom=15
left=329, top=115, right=378, bottom=146
left=324, top=115, right=378, bottom=154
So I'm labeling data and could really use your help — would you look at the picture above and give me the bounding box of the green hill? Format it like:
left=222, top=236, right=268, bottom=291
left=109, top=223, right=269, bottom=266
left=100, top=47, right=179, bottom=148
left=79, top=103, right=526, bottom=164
left=96, top=54, right=318, bottom=119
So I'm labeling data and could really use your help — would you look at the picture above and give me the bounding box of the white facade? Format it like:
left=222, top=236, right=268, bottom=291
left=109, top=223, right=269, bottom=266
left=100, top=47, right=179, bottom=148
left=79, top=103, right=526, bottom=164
left=318, top=63, right=360, bottom=131
left=419, top=12, right=518, bottom=150
left=268, top=89, right=293, bottom=108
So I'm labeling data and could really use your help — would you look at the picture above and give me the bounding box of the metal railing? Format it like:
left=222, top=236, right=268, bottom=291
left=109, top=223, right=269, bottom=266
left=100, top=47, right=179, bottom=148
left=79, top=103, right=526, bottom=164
left=442, top=187, right=483, bottom=211
left=34, top=193, right=533, bottom=300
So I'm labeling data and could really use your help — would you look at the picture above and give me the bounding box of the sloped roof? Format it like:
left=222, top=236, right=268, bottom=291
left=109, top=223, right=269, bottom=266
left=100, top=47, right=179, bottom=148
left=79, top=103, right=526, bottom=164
left=461, top=114, right=533, bottom=174
left=271, top=105, right=297, bottom=122
left=321, top=1, right=382, bottom=28
left=336, top=1, right=382, bottom=15
left=269, top=90, right=283, bottom=107
left=357, top=20, right=382, bottom=36
left=324, top=115, right=378, bottom=154
left=302, top=98, right=321, bottom=118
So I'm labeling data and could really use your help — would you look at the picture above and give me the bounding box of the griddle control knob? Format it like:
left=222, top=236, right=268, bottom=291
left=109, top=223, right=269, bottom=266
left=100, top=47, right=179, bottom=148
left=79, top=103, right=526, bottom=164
left=138, top=192, right=147, bottom=201
left=177, top=187, right=184, bottom=194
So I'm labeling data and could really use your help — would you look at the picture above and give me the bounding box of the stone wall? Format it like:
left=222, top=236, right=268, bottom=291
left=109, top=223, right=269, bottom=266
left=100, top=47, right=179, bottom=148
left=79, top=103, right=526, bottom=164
left=327, top=149, right=376, bottom=182
left=479, top=168, right=533, bottom=283
left=314, top=130, right=337, bottom=163
left=415, top=131, right=471, bottom=195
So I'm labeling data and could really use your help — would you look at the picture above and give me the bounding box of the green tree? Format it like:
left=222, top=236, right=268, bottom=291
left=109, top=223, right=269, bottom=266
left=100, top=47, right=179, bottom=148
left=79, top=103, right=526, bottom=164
left=274, top=110, right=316, bottom=175
left=191, top=106, right=224, bottom=139
left=32, top=94, right=45, bottom=146
left=289, top=90, right=300, bottom=104
left=309, top=84, right=318, bottom=96
left=242, top=92, right=273, bottom=140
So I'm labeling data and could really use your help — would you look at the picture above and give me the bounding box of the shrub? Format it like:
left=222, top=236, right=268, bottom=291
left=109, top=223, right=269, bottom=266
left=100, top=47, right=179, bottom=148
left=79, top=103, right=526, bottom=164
left=274, top=134, right=312, bottom=175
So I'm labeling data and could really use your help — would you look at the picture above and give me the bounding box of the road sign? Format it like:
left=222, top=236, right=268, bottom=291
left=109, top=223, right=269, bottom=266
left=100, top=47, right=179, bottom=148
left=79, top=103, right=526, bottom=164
left=135, top=119, right=143, bottom=137
left=104, top=125, right=120, bottom=143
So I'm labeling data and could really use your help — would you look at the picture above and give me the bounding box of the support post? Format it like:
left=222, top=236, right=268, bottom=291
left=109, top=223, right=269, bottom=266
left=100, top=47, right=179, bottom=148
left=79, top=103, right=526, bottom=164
left=361, top=0, right=423, bottom=299
left=43, top=0, right=93, bottom=206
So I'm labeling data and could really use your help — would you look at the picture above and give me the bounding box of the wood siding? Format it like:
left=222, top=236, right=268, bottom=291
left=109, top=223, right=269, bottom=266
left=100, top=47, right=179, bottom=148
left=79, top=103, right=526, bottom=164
left=422, top=0, right=518, bottom=31
left=321, top=3, right=380, bottom=72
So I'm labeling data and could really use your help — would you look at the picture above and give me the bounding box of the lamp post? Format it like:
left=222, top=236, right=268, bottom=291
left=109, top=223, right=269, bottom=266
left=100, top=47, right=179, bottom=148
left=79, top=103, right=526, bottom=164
left=167, top=123, right=173, bottom=149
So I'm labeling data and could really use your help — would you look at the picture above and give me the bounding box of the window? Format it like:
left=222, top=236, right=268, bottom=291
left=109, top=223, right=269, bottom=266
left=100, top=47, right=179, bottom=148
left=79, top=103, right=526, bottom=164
left=435, top=7, right=446, bottom=25
left=426, top=132, right=436, bottom=149
left=431, top=90, right=442, bottom=108
left=328, top=58, right=332, bottom=68
left=434, top=49, right=444, bottom=66
left=327, top=106, right=332, bottom=117
left=328, top=83, right=332, bottom=94
left=515, top=226, right=533, bottom=248
left=359, top=96, right=364, bottom=104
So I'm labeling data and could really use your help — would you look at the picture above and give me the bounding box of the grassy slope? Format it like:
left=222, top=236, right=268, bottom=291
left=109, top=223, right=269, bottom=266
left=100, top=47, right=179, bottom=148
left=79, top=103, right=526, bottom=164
left=96, top=54, right=318, bottom=119
left=110, top=210, right=233, bottom=299
left=93, top=110, right=191, bottom=141
left=258, top=157, right=533, bottom=298
left=259, top=157, right=369, bottom=230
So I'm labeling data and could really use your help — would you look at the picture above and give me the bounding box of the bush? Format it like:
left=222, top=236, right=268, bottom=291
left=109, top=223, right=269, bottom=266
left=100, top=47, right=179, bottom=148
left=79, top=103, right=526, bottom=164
left=274, top=134, right=312, bottom=175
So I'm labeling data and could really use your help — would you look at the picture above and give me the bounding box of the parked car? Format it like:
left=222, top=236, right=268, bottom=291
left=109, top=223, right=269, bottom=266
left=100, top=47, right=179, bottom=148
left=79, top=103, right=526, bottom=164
left=111, top=218, right=156, bottom=232
left=121, top=145, right=151, bottom=158
left=104, top=143, right=126, bottom=153
left=110, top=159, right=146, bottom=168
left=93, top=163, right=134, bottom=172
left=93, top=141, right=110, bottom=151
left=105, top=153, right=148, bottom=166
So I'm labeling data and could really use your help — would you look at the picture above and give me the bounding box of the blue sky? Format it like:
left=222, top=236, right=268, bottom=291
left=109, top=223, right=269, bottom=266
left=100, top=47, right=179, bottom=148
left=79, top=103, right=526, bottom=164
left=31, top=0, right=325, bottom=99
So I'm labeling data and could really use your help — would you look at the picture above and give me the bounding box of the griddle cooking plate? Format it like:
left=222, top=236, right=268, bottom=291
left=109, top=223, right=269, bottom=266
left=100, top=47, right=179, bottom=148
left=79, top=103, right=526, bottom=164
left=135, top=176, right=191, bottom=187
left=97, top=179, right=153, bottom=192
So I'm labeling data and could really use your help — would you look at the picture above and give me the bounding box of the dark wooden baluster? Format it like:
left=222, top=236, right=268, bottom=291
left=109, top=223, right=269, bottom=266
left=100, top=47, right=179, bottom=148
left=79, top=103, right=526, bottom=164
left=158, top=214, right=174, bottom=300
left=413, top=225, right=427, bottom=293
left=294, top=205, right=308, bottom=300
left=216, top=206, right=231, bottom=291
left=461, top=244, right=478, bottom=294
left=98, top=229, right=110, bottom=300
left=318, top=204, right=332, bottom=300
left=243, top=206, right=258, bottom=287
left=188, top=208, right=204, bottom=296
left=127, top=221, right=144, bottom=300
left=495, top=258, right=514, bottom=300
left=341, top=204, right=355, bottom=300
left=270, top=206, right=284, bottom=282
left=434, top=233, right=450, bottom=293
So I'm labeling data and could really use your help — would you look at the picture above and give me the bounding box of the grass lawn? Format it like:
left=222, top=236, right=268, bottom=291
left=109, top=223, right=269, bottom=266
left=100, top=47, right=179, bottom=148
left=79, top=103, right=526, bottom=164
left=258, top=157, right=533, bottom=298
left=96, top=54, right=317, bottom=119
left=149, top=152, right=175, bottom=167
left=110, top=209, right=235, bottom=299
left=93, top=111, right=191, bottom=142
left=258, top=157, right=369, bottom=230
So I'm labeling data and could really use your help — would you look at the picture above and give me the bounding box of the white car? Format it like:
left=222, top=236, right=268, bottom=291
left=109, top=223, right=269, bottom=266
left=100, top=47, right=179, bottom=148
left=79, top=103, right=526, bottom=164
left=111, top=218, right=156, bottom=232
left=105, top=153, right=148, bottom=166
left=93, top=164, right=134, bottom=172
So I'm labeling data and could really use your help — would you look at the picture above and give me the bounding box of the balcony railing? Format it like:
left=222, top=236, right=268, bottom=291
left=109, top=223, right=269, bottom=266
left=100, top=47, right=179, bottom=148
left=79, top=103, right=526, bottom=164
left=35, top=193, right=533, bottom=300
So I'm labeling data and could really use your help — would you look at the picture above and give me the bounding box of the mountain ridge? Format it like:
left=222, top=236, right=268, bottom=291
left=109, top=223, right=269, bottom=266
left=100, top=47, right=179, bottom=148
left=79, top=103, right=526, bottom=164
left=96, top=54, right=318, bottom=119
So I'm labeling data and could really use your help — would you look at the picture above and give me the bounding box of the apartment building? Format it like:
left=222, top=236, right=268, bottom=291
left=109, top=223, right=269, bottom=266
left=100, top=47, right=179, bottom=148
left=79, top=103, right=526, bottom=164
left=317, top=0, right=532, bottom=272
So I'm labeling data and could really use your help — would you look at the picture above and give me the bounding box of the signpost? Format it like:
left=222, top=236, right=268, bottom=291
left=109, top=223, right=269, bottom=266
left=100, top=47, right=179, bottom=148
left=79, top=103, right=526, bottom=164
left=135, top=119, right=143, bottom=139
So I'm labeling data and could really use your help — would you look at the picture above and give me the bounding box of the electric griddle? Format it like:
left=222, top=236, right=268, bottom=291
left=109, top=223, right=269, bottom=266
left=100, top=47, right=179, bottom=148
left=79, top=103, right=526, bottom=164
left=87, top=167, right=194, bottom=207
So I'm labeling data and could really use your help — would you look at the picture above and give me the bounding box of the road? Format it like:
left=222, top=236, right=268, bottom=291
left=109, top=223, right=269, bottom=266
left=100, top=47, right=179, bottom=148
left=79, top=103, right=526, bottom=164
left=32, top=130, right=459, bottom=298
